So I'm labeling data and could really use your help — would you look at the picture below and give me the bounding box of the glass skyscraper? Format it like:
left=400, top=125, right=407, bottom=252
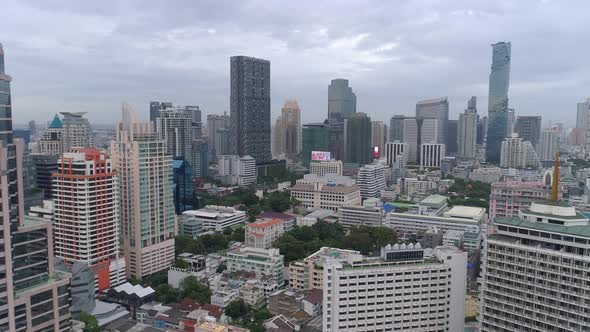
left=328, top=79, right=356, bottom=121
left=302, top=122, right=329, bottom=167
left=486, top=41, right=511, bottom=163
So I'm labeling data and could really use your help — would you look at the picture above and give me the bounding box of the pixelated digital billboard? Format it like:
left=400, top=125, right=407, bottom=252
left=373, top=146, right=379, bottom=158
left=311, top=151, right=331, bottom=161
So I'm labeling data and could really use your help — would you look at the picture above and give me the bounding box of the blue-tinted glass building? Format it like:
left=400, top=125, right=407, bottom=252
left=486, top=42, right=511, bottom=163
left=173, top=157, right=193, bottom=214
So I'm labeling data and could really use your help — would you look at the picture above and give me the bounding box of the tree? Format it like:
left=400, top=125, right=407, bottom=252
left=174, top=258, right=190, bottom=269
left=80, top=311, right=100, bottom=332
left=231, top=227, right=245, bottom=242
left=155, top=284, right=179, bottom=304
left=216, top=263, right=227, bottom=273
left=180, top=276, right=211, bottom=304
left=225, top=299, right=250, bottom=319
left=200, top=233, right=230, bottom=253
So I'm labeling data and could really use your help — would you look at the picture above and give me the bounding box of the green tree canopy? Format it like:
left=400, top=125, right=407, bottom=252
left=224, top=299, right=250, bottom=319
left=80, top=311, right=100, bottom=332
left=179, top=276, right=211, bottom=304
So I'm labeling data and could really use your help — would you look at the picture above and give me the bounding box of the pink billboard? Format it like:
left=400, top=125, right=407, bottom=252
left=311, top=151, right=331, bottom=161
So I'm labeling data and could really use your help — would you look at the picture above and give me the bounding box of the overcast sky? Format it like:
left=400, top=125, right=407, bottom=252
left=2, top=0, right=588, bottom=128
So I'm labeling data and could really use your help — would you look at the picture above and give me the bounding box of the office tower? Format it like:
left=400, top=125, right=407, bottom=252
left=217, top=155, right=256, bottom=186
left=214, top=128, right=229, bottom=156
left=301, top=122, right=329, bottom=167
left=420, top=143, right=446, bottom=168
left=192, top=138, right=208, bottom=178
left=539, top=128, right=559, bottom=161
left=389, top=115, right=405, bottom=142
left=514, top=116, right=541, bottom=150
left=110, top=104, right=175, bottom=279
left=357, top=163, right=387, bottom=198
left=486, top=42, right=512, bottom=163
left=229, top=56, right=271, bottom=163
left=500, top=134, right=540, bottom=168
left=327, top=119, right=344, bottom=161
left=155, top=106, right=195, bottom=166
left=344, top=113, right=372, bottom=165
left=206, top=113, right=230, bottom=158
left=172, top=157, right=193, bottom=214
left=446, top=119, right=458, bottom=154
left=53, top=148, right=126, bottom=291
left=507, top=108, right=515, bottom=135
left=186, top=105, right=203, bottom=139
left=149, top=101, right=173, bottom=125
left=35, top=112, right=92, bottom=156
left=30, top=153, right=59, bottom=199
left=271, top=118, right=282, bottom=157
left=0, top=43, right=72, bottom=332
left=415, top=97, right=449, bottom=144
left=309, top=159, right=343, bottom=176
left=576, top=98, right=589, bottom=132
left=371, top=121, right=387, bottom=156
left=385, top=141, right=408, bottom=167
left=28, top=120, right=36, bottom=136
left=403, top=117, right=438, bottom=163
left=458, top=98, right=479, bottom=159
left=477, top=116, right=487, bottom=145
left=323, top=245, right=466, bottom=332
left=328, top=79, right=356, bottom=121
left=274, top=100, right=301, bottom=158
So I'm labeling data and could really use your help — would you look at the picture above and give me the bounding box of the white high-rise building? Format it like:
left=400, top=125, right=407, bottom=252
left=155, top=106, right=200, bottom=166
left=217, top=155, right=256, bottom=186
left=500, top=134, right=540, bottom=169
left=357, top=163, right=387, bottom=198
left=420, top=143, right=446, bottom=168
left=577, top=98, right=589, bottom=132
left=323, top=245, right=466, bottom=332
left=309, top=159, right=343, bottom=176
left=35, top=112, right=93, bottom=156
left=416, top=97, right=449, bottom=144
left=110, top=104, right=176, bottom=279
left=458, top=98, right=478, bottom=159
left=403, top=117, right=438, bottom=163
left=539, top=127, right=559, bottom=161
left=385, top=141, right=408, bottom=167
left=53, top=148, right=125, bottom=290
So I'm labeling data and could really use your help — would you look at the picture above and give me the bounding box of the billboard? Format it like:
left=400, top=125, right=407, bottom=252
left=311, top=151, right=331, bottom=161
left=373, top=146, right=379, bottom=158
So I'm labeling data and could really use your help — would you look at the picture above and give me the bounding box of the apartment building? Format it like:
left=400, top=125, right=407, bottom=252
left=245, top=218, right=293, bottom=249
left=289, top=247, right=362, bottom=290
left=226, top=247, right=284, bottom=295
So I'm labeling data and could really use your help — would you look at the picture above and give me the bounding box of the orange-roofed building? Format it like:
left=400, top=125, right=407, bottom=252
left=245, top=217, right=294, bottom=249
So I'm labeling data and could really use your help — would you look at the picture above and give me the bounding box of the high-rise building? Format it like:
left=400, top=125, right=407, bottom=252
left=403, top=117, right=438, bottom=163
left=301, top=122, right=329, bottom=167
left=500, top=134, right=540, bottom=169
left=155, top=105, right=200, bottom=167
left=230, top=56, right=271, bottom=163
left=327, top=119, right=344, bottom=161
left=446, top=119, right=458, bottom=154
left=214, top=128, right=230, bottom=156
left=477, top=115, right=488, bottom=145
left=110, top=104, right=176, bottom=279
left=192, top=139, right=208, bottom=179
left=206, top=113, right=230, bottom=158
left=0, top=43, right=72, bottom=332
left=415, top=97, right=449, bottom=144
left=507, top=108, right=515, bottom=135
left=458, top=97, right=479, bottom=159
left=217, top=155, right=256, bottom=186
left=344, top=113, right=372, bottom=165
left=53, top=148, right=126, bottom=291
left=420, top=143, right=446, bottom=168
left=486, top=42, right=512, bottom=163
left=323, top=245, right=466, bottom=332
left=385, top=141, right=408, bottom=167
left=273, top=100, right=301, bottom=159
left=371, top=121, right=387, bottom=157
left=149, top=101, right=173, bottom=124
left=514, top=116, right=541, bottom=150
left=389, top=115, right=405, bottom=142
left=328, top=79, right=356, bottom=121
left=539, top=127, right=559, bottom=161
left=576, top=99, right=589, bottom=141
left=35, top=112, right=92, bottom=156
left=357, top=163, right=387, bottom=198
left=30, top=153, right=59, bottom=199
left=172, top=157, right=193, bottom=214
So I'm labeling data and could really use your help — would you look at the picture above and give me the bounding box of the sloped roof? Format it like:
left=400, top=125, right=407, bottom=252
left=49, top=115, right=62, bottom=128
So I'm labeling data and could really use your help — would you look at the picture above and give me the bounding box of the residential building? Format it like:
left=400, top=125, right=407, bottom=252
left=53, top=148, right=126, bottom=290
left=486, top=41, right=512, bottom=163
left=214, top=128, right=230, bottom=156
left=338, top=205, right=383, bottom=229
left=301, top=122, right=329, bottom=167
left=245, top=218, right=293, bottom=249
left=226, top=247, right=284, bottom=293
left=35, top=112, right=92, bottom=156
left=195, top=320, right=249, bottom=332
left=458, top=97, right=478, bottom=159
left=309, top=159, right=342, bottom=176
left=110, top=104, right=176, bottom=279
left=230, top=56, right=271, bottom=163
left=420, top=143, right=446, bottom=168
left=500, top=134, right=540, bottom=168
left=328, top=79, right=356, bottom=121
left=357, top=163, right=386, bottom=198
left=192, top=139, right=208, bottom=178
left=489, top=181, right=556, bottom=220
left=469, top=166, right=502, bottom=183
left=272, top=100, right=301, bottom=159
left=371, top=121, right=387, bottom=156
left=290, top=174, right=361, bottom=211
left=539, top=127, right=559, bottom=161
left=385, top=141, right=408, bottom=167
left=514, top=116, right=541, bottom=150
left=0, top=44, right=72, bottom=331
left=576, top=98, right=589, bottom=132
left=207, top=113, right=230, bottom=158
left=155, top=105, right=199, bottom=166
left=322, top=245, right=466, bottom=332
left=180, top=206, right=246, bottom=235
left=344, top=112, right=372, bottom=165
left=217, top=155, right=256, bottom=186
left=389, top=115, right=405, bottom=142
left=149, top=101, right=173, bottom=124
left=289, top=247, right=363, bottom=291
left=416, top=97, right=449, bottom=145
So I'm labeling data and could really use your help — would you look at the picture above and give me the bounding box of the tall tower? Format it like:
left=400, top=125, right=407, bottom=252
left=110, top=104, right=176, bottom=279
left=344, top=113, right=372, bottom=165
left=514, top=116, right=541, bottom=150
left=328, top=79, right=356, bottom=121
left=280, top=100, right=301, bottom=158
left=486, top=41, right=511, bottom=163
left=458, top=97, right=479, bottom=159
left=207, top=113, right=230, bottom=158
left=415, top=97, right=449, bottom=144
left=155, top=106, right=196, bottom=167
left=53, top=148, right=125, bottom=291
left=229, top=56, right=271, bottom=163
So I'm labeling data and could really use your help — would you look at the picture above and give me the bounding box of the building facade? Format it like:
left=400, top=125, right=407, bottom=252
left=155, top=106, right=199, bottom=167
left=226, top=247, right=284, bottom=292
left=488, top=181, right=556, bottom=221
left=338, top=205, right=383, bottom=229
left=357, top=163, right=387, bottom=198
left=290, top=174, right=361, bottom=211
left=486, top=42, right=512, bottom=163
left=207, top=113, right=230, bottom=159
left=416, top=97, right=449, bottom=145
left=344, top=112, right=372, bottom=165
left=301, top=122, right=329, bottom=167
left=514, top=116, right=541, bottom=150
left=420, top=143, right=446, bottom=168
left=500, top=134, right=540, bottom=169
left=216, top=155, right=256, bottom=186
left=458, top=97, right=479, bottom=159
left=309, top=159, right=343, bottom=176
left=539, top=128, right=559, bottom=161
left=385, top=141, right=408, bottom=167
left=328, top=79, right=356, bottom=121
left=272, top=100, right=301, bottom=159
left=371, top=121, right=387, bottom=157
left=35, top=112, right=92, bottom=156
left=389, top=115, right=405, bottom=142
left=180, top=206, right=246, bottom=235
left=245, top=218, right=293, bottom=249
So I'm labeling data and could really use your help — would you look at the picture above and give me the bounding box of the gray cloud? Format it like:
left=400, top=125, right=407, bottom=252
left=1, top=0, right=588, bottom=127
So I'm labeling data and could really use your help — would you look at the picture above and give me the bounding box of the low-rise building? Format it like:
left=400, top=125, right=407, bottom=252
left=239, top=281, right=265, bottom=307
left=309, top=160, right=343, bottom=176
left=469, top=166, right=502, bottom=183
left=290, top=174, right=361, bottom=211
left=337, top=205, right=383, bottom=229
left=226, top=247, right=284, bottom=294
left=245, top=218, right=293, bottom=249
left=180, top=206, right=246, bottom=235
left=216, top=155, right=256, bottom=186
left=289, top=247, right=362, bottom=290
left=168, top=253, right=223, bottom=287
left=385, top=204, right=486, bottom=235
left=489, top=181, right=556, bottom=221
left=211, top=289, right=240, bottom=308
left=296, top=209, right=337, bottom=227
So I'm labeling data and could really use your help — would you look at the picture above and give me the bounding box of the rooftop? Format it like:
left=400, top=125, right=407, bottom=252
left=247, top=218, right=284, bottom=229
left=419, top=194, right=448, bottom=208
left=496, top=217, right=590, bottom=237
left=444, top=206, right=486, bottom=219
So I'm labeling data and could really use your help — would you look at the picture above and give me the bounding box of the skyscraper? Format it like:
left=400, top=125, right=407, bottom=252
left=53, top=148, right=126, bottom=291
left=149, top=101, right=173, bottom=125
left=403, top=117, right=438, bottom=163
left=420, top=143, right=446, bottom=168
left=415, top=97, right=449, bottom=144
left=500, top=134, right=540, bottom=169
left=155, top=105, right=199, bottom=167
left=229, top=56, right=271, bottom=163
left=371, top=121, right=387, bottom=156
left=34, top=112, right=92, bottom=156
left=206, top=113, right=230, bottom=158
left=576, top=98, right=589, bottom=131
left=446, top=119, right=458, bottom=154
left=486, top=41, right=512, bottom=163
left=192, top=138, right=208, bottom=178
left=272, top=100, right=302, bottom=159
left=389, top=115, right=405, bottom=142
left=458, top=97, right=479, bottom=159
left=0, top=43, right=72, bottom=332
left=539, top=128, right=559, bottom=161
left=514, top=115, right=541, bottom=150
left=328, top=79, right=356, bottom=121
left=344, top=113, right=372, bottom=165
left=301, top=122, right=329, bottom=167
left=110, top=104, right=176, bottom=279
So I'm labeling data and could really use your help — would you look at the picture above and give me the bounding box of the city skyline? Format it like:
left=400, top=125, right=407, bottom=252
left=2, top=1, right=588, bottom=126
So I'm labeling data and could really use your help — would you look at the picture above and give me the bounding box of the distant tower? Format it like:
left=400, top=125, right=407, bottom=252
left=486, top=41, right=512, bottom=163
left=415, top=97, right=449, bottom=144
left=328, top=79, right=356, bottom=121
left=458, top=97, right=479, bottom=159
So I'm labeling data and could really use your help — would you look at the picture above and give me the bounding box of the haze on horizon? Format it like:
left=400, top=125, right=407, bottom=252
left=2, top=0, right=588, bottom=127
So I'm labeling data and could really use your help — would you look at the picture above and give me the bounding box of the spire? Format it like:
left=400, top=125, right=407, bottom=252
left=550, top=150, right=559, bottom=201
